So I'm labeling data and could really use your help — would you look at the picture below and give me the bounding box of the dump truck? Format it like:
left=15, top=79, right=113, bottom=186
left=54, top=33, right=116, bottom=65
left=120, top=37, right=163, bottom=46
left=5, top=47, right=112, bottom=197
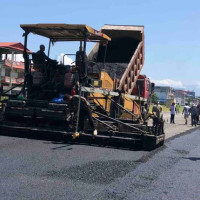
left=87, top=25, right=152, bottom=116
left=0, top=24, right=164, bottom=150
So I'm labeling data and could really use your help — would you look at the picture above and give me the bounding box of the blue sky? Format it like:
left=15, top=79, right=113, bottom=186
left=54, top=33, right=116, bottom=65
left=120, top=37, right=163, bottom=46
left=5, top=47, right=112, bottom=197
left=1, top=0, right=200, bottom=94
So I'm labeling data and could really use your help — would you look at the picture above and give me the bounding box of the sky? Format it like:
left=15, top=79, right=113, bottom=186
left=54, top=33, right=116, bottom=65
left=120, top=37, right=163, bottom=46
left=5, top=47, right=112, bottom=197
left=0, top=0, right=200, bottom=94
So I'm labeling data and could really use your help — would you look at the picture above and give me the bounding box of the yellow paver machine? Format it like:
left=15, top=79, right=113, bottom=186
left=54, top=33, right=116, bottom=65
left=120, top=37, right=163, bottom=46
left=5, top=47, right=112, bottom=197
left=0, top=24, right=164, bottom=150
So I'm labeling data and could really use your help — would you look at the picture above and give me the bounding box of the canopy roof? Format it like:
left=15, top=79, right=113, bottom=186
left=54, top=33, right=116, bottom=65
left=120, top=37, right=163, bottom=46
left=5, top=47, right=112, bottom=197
left=0, top=42, right=31, bottom=54
left=20, top=24, right=111, bottom=42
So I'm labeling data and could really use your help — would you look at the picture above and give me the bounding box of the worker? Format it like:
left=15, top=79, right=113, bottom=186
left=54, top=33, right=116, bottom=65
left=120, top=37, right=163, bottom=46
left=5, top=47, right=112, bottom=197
left=65, top=94, right=97, bottom=136
left=151, top=102, right=164, bottom=134
left=36, top=44, right=54, bottom=65
left=189, top=103, right=198, bottom=127
left=182, top=103, right=190, bottom=125
left=197, top=102, right=200, bottom=124
left=152, top=101, right=163, bottom=120
left=33, top=44, right=57, bottom=74
left=170, top=102, right=176, bottom=124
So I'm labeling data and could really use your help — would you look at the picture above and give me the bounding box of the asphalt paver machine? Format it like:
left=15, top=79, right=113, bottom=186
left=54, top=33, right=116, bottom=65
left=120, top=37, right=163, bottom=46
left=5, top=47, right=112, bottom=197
left=0, top=24, right=165, bottom=150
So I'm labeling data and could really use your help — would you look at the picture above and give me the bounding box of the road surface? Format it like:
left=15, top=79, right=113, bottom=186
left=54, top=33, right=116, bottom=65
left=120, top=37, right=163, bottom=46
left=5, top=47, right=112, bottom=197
left=0, top=112, right=199, bottom=200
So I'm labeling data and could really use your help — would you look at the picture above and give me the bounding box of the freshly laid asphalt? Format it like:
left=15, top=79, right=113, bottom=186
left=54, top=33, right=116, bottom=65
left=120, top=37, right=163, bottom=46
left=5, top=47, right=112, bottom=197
left=0, top=112, right=199, bottom=200
left=92, top=128, right=200, bottom=200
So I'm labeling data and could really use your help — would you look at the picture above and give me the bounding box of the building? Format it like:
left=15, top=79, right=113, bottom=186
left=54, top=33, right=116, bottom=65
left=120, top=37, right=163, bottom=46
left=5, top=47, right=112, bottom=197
left=186, top=90, right=195, bottom=99
left=172, top=89, right=196, bottom=106
left=154, top=86, right=174, bottom=104
left=154, top=83, right=197, bottom=106
left=0, top=42, right=31, bottom=94
left=173, top=89, right=187, bottom=106
left=0, top=59, right=25, bottom=93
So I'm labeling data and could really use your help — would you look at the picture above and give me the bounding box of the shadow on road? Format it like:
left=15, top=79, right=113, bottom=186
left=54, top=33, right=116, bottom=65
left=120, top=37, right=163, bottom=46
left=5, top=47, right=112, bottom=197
left=50, top=137, right=144, bottom=152
left=0, top=130, right=144, bottom=152
left=183, top=157, right=200, bottom=161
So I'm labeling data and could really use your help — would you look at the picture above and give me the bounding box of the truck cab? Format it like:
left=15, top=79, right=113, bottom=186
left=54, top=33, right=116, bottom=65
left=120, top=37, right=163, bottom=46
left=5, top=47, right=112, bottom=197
left=132, top=75, right=151, bottom=99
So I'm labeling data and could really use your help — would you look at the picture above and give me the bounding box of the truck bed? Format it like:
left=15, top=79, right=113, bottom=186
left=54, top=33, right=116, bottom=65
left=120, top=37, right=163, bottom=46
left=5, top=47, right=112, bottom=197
left=88, top=25, right=145, bottom=94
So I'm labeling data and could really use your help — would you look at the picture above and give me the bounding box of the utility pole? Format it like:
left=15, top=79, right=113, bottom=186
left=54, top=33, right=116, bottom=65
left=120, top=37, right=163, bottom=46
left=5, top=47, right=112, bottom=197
left=9, top=51, right=14, bottom=94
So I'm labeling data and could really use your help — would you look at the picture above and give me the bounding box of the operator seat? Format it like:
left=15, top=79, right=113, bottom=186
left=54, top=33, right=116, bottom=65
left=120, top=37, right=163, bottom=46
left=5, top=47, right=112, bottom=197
left=31, top=53, right=58, bottom=100
left=32, top=52, right=55, bottom=84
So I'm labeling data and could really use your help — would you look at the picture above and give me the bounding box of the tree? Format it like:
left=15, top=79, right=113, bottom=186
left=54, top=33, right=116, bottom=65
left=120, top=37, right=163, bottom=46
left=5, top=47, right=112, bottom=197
left=187, top=97, right=192, bottom=105
left=151, top=92, right=159, bottom=104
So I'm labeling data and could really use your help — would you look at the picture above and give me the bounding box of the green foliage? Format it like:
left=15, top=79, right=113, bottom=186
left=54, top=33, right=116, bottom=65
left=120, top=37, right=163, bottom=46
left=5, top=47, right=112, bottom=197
left=187, top=97, right=192, bottom=105
left=150, top=104, right=183, bottom=112
left=151, top=92, right=159, bottom=103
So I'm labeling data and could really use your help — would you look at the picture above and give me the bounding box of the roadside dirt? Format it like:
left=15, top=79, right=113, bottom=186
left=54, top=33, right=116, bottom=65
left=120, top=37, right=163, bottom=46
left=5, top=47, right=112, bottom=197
left=162, top=112, right=198, bottom=139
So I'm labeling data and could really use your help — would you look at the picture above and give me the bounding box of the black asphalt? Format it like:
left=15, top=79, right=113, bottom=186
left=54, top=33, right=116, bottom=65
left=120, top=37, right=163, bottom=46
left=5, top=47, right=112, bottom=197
left=0, top=127, right=200, bottom=200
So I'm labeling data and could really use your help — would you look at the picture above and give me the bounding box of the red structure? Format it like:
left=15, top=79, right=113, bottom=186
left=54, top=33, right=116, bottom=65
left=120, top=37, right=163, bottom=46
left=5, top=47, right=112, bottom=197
left=132, top=75, right=151, bottom=99
left=0, top=42, right=30, bottom=53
